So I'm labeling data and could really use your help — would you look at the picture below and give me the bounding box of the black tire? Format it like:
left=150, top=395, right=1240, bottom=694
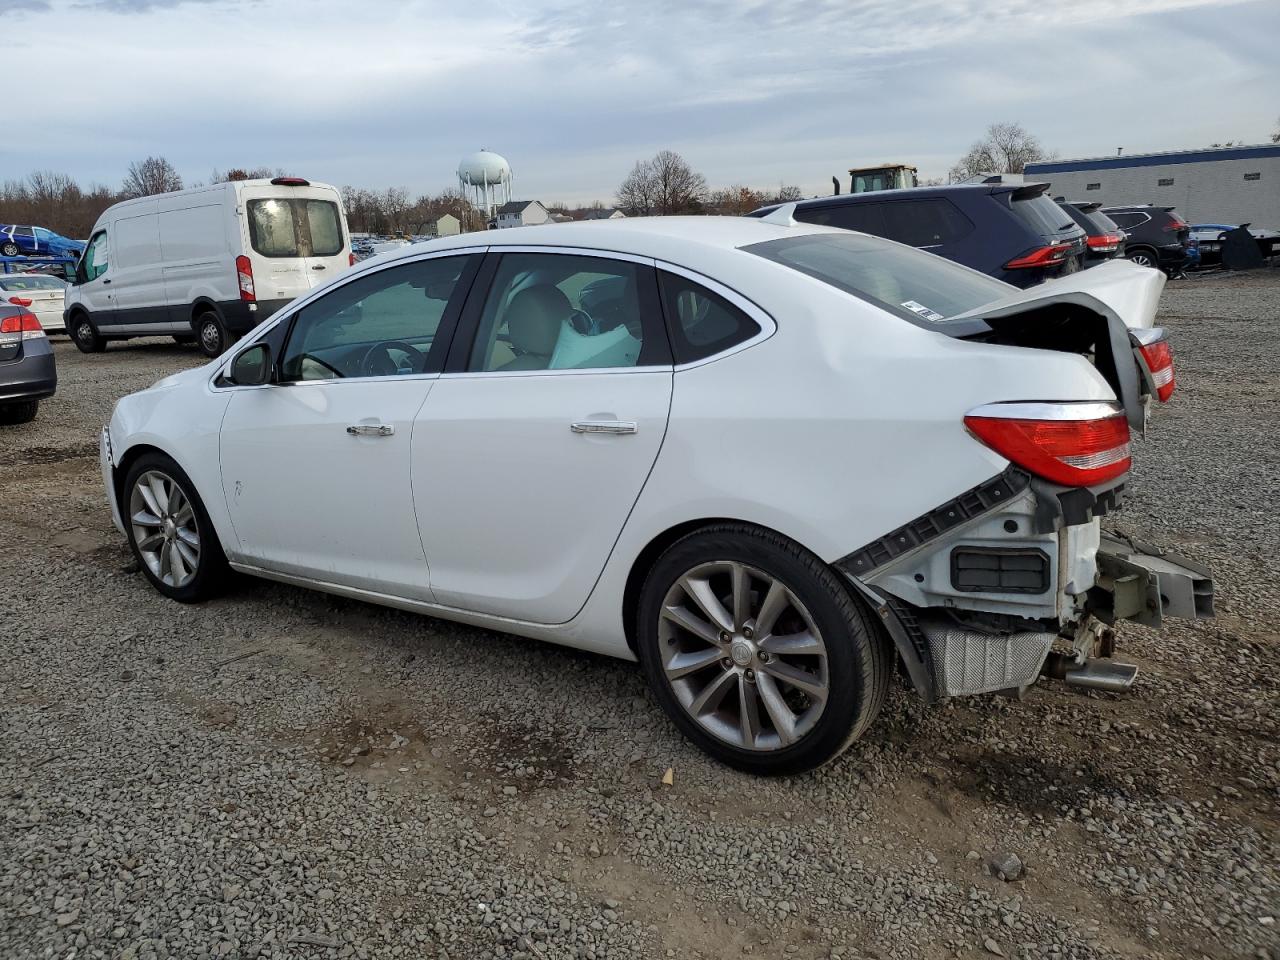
left=71, top=313, right=105, bottom=353
left=0, top=400, right=38, bottom=425
left=636, top=523, right=890, bottom=775
left=195, top=310, right=234, bottom=358
left=122, top=452, right=230, bottom=603
left=1126, top=247, right=1159, bottom=269
left=0, top=241, right=19, bottom=257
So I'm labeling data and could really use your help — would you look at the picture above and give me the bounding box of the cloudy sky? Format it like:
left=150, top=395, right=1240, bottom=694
left=5, top=0, right=1277, bottom=204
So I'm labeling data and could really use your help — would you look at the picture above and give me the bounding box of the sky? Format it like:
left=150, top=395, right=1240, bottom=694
left=4, top=0, right=1278, bottom=205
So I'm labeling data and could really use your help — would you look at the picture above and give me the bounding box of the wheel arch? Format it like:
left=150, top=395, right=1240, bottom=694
left=190, top=297, right=223, bottom=328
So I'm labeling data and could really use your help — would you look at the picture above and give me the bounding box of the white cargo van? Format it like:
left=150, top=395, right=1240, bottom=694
left=65, top=177, right=352, bottom=357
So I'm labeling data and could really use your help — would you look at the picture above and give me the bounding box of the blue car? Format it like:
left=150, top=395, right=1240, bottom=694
left=750, top=182, right=1088, bottom=288
left=0, top=224, right=86, bottom=260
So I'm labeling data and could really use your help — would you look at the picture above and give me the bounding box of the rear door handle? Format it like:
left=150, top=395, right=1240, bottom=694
left=347, top=424, right=394, bottom=437
left=312, top=264, right=326, bottom=271
left=570, top=420, right=637, bottom=435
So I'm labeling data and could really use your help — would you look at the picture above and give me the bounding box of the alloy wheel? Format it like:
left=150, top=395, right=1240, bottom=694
left=1130, top=252, right=1154, bottom=267
left=129, top=470, right=202, bottom=588
left=658, top=561, right=829, bottom=751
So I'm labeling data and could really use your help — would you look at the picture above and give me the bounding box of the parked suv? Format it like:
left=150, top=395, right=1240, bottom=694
left=1056, top=200, right=1126, bottom=267
left=1101, top=205, right=1191, bottom=274
left=0, top=224, right=85, bottom=260
left=750, top=183, right=1087, bottom=288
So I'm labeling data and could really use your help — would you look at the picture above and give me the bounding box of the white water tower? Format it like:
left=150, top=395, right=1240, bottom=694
left=458, top=150, right=513, bottom=220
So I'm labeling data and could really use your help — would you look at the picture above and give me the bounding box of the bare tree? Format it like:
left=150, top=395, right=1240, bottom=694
left=649, top=150, right=707, bottom=214
left=948, top=122, right=1050, bottom=181
left=122, top=156, right=183, bottom=198
left=708, top=185, right=766, bottom=215
left=210, top=166, right=278, bottom=183
left=381, top=187, right=412, bottom=234
left=1270, top=115, right=1279, bottom=143
left=770, top=184, right=804, bottom=203
left=617, top=159, right=659, bottom=216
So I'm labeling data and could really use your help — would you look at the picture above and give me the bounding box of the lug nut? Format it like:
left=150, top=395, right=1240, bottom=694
left=742, top=626, right=754, bottom=639
left=719, top=631, right=731, bottom=644
left=720, top=658, right=732, bottom=670
left=744, top=669, right=755, bottom=682
left=758, top=651, right=771, bottom=663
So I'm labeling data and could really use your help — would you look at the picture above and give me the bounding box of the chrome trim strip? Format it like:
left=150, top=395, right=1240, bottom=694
left=966, top=400, right=1125, bottom=421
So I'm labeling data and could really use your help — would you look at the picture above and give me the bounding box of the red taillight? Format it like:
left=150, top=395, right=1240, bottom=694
left=0, top=310, right=45, bottom=341
left=1163, top=218, right=1188, bottom=232
left=1005, top=243, right=1070, bottom=269
left=7, top=296, right=32, bottom=307
left=964, top=402, right=1132, bottom=487
left=235, top=255, right=256, bottom=302
left=1133, top=328, right=1175, bottom=402
left=270, top=176, right=311, bottom=186
left=349, top=252, right=356, bottom=267
left=1086, top=233, right=1123, bottom=252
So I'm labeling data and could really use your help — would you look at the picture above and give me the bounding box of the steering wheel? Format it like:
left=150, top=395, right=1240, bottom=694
left=568, top=309, right=597, bottom=336
left=359, top=340, right=426, bottom=377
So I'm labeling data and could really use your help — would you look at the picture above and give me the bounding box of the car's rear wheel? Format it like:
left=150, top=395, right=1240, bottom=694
left=1127, top=248, right=1158, bottom=269
left=636, top=524, right=889, bottom=775
left=71, top=314, right=105, bottom=353
left=0, top=241, right=19, bottom=257
left=196, top=310, right=233, bottom=358
left=123, top=453, right=229, bottom=602
left=0, top=400, right=38, bottom=425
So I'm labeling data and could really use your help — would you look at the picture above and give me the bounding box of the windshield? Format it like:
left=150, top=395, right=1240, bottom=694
left=743, top=232, right=1012, bottom=326
left=247, top=198, right=344, bottom=258
left=0, top=274, right=66, bottom=290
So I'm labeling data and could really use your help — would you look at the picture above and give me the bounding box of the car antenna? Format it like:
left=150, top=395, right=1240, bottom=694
left=760, top=202, right=798, bottom=227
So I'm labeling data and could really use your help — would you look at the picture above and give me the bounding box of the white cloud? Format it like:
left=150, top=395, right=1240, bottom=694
left=8, top=0, right=1277, bottom=204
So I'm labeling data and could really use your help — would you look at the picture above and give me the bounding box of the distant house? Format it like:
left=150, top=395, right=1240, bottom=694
left=422, top=213, right=461, bottom=237
left=494, top=200, right=552, bottom=228
left=582, top=207, right=626, bottom=220
left=550, top=212, right=573, bottom=223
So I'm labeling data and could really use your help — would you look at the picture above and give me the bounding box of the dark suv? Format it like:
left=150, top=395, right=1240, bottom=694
left=1101, top=205, right=1191, bottom=274
left=1057, top=200, right=1126, bottom=266
left=749, top=182, right=1087, bottom=288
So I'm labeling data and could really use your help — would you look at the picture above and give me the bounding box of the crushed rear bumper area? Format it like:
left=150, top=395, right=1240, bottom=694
left=839, top=473, right=1214, bottom=703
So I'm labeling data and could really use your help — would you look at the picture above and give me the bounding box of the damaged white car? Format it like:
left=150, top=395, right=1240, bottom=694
left=100, top=212, right=1213, bottom=774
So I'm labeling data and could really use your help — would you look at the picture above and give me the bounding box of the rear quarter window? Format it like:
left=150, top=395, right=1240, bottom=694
left=658, top=271, right=761, bottom=363
left=796, top=202, right=887, bottom=236
left=879, top=199, right=973, bottom=247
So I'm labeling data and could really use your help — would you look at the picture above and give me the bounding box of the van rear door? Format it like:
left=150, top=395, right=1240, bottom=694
left=239, top=182, right=349, bottom=301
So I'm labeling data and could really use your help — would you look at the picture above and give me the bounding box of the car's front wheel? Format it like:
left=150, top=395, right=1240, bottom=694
left=1127, top=248, right=1158, bottom=269
left=123, top=453, right=229, bottom=602
left=636, top=524, right=889, bottom=775
left=0, top=241, right=19, bottom=257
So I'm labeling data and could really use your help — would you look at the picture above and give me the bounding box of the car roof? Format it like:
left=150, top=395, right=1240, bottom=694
left=368, top=216, right=843, bottom=266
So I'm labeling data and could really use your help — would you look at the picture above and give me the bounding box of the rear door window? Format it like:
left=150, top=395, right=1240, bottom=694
left=248, top=198, right=344, bottom=258
left=1107, top=211, right=1148, bottom=230
left=796, top=202, right=886, bottom=236
left=880, top=199, right=973, bottom=247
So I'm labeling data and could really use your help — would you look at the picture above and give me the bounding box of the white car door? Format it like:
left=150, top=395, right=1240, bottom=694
left=76, top=228, right=115, bottom=320
left=217, top=251, right=481, bottom=600
left=412, top=249, right=674, bottom=624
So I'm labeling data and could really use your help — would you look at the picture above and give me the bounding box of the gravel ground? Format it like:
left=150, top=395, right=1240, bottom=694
left=2, top=270, right=1277, bottom=960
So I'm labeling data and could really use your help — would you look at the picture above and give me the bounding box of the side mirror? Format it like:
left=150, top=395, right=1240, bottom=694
left=228, top=343, right=273, bottom=386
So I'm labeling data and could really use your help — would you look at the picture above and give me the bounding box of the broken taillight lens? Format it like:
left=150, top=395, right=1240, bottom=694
left=1132, top=328, right=1176, bottom=402
left=964, top=402, right=1132, bottom=487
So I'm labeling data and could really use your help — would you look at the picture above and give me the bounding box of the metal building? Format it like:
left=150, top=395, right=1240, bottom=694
left=1025, top=144, right=1280, bottom=226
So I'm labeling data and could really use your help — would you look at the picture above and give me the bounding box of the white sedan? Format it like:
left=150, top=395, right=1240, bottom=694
left=100, top=213, right=1212, bottom=773
left=0, top=272, right=68, bottom=333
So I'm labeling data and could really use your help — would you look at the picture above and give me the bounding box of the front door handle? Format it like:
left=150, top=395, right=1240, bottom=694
left=312, top=264, right=326, bottom=271
left=570, top=420, right=637, bottom=435
left=347, top=424, right=394, bottom=437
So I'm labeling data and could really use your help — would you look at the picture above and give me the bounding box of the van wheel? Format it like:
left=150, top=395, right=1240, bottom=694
left=72, top=314, right=105, bottom=353
left=195, top=311, right=233, bottom=358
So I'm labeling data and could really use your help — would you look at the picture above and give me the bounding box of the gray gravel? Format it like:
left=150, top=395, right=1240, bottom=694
left=2, top=270, right=1277, bottom=960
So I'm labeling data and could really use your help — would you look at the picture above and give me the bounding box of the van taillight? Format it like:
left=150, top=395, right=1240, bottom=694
left=1132, top=328, right=1175, bottom=402
left=270, top=177, right=311, bottom=187
left=964, top=402, right=1132, bottom=487
left=235, top=255, right=256, bottom=302
left=1004, top=244, right=1070, bottom=269
left=349, top=252, right=356, bottom=267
